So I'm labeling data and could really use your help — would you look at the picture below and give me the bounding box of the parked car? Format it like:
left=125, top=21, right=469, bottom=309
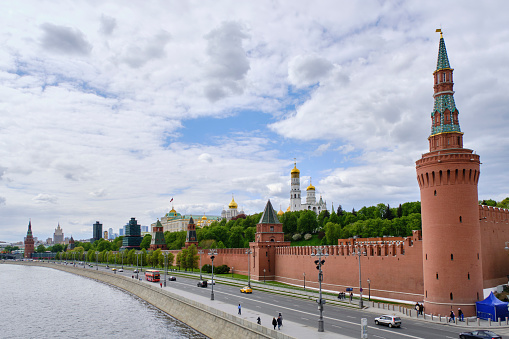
left=197, top=280, right=208, bottom=288
left=207, top=279, right=215, bottom=285
left=240, top=286, right=252, bottom=294
left=168, top=276, right=176, bottom=281
left=374, top=315, right=402, bottom=328
left=459, top=330, right=502, bottom=339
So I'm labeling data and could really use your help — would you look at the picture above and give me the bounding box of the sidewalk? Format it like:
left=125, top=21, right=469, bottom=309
left=149, top=279, right=349, bottom=339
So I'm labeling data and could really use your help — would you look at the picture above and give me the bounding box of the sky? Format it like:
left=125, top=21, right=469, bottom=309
left=1, top=1, right=508, bottom=243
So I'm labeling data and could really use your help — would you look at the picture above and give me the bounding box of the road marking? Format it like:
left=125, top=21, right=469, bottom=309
left=301, top=318, right=309, bottom=321
left=331, top=324, right=342, bottom=328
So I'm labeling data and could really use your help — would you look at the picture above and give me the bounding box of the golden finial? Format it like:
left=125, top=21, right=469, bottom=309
left=436, top=28, right=443, bottom=38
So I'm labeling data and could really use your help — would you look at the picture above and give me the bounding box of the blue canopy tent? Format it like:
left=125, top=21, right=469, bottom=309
left=476, top=292, right=509, bottom=321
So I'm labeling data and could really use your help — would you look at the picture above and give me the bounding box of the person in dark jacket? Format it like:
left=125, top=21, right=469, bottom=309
left=277, top=315, right=282, bottom=330
left=272, top=317, right=277, bottom=330
left=257, top=316, right=261, bottom=325
left=458, top=308, right=464, bottom=321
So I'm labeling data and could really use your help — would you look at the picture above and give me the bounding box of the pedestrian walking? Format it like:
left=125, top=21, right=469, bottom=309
left=449, top=310, right=455, bottom=322
left=257, top=316, right=261, bottom=325
left=278, top=312, right=283, bottom=327
left=238, top=304, right=241, bottom=315
left=277, top=315, right=282, bottom=330
left=272, top=317, right=277, bottom=330
left=160, top=282, right=162, bottom=288
left=458, top=308, right=464, bottom=321
left=419, top=304, right=424, bottom=315
left=349, top=292, right=353, bottom=302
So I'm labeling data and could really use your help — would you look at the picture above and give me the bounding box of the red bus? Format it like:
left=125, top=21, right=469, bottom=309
left=145, top=269, right=160, bottom=282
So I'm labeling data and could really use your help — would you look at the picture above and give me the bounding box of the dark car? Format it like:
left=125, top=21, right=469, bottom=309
left=459, top=330, right=502, bottom=339
left=168, top=276, right=176, bottom=281
left=197, top=280, right=208, bottom=288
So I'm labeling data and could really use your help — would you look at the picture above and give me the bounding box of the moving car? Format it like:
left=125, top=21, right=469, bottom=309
left=459, top=330, right=502, bottom=339
left=168, top=276, right=176, bottom=281
left=197, top=280, right=208, bottom=288
left=207, top=279, right=215, bottom=285
left=240, top=286, right=252, bottom=294
left=111, top=268, right=117, bottom=271
left=118, top=269, right=123, bottom=272
left=374, top=315, right=402, bottom=328
left=133, top=270, right=139, bottom=273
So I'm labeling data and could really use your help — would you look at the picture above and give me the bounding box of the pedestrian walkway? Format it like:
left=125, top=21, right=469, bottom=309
left=149, top=279, right=349, bottom=339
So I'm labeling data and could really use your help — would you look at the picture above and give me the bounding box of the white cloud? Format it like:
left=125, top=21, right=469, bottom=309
left=99, top=15, right=117, bottom=36
left=33, top=194, right=58, bottom=204
left=288, top=54, right=333, bottom=87
left=39, top=23, right=92, bottom=56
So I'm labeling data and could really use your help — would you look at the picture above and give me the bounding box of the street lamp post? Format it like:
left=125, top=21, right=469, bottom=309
left=208, top=249, right=217, bottom=300
left=263, top=268, right=266, bottom=283
left=114, top=252, right=117, bottom=274
left=356, top=246, right=365, bottom=309
left=95, top=251, right=99, bottom=271
left=231, top=267, right=234, bottom=279
left=136, top=251, right=140, bottom=279
left=164, top=252, right=167, bottom=287
left=245, top=248, right=252, bottom=288
left=311, top=246, right=329, bottom=332
left=367, top=278, right=371, bottom=301
left=303, top=272, right=306, bottom=290
left=121, top=251, right=124, bottom=269
left=198, top=250, right=204, bottom=280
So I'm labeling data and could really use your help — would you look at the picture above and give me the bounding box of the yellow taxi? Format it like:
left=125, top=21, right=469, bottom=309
left=240, top=286, right=252, bottom=294
left=111, top=268, right=117, bottom=271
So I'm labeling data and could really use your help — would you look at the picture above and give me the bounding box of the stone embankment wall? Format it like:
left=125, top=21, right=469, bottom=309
left=6, top=262, right=291, bottom=339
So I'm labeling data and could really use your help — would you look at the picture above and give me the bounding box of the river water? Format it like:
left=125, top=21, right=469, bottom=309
left=0, top=264, right=207, bottom=339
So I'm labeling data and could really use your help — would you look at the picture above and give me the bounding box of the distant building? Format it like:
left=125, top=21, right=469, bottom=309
left=92, top=221, right=102, bottom=243
left=45, top=238, right=53, bottom=244
left=221, top=195, right=244, bottom=221
left=108, top=228, right=114, bottom=240
left=53, top=223, right=64, bottom=244
left=119, top=228, right=124, bottom=236
left=24, top=220, right=34, bottom=259
left=103, top=231, right=108, bottom=240
left=152, top=206, right=220, bottom=233
left=68, top=236, right=75, bottom=250
left=121, top=217, right=142, bottom=250
left=288, top=161, right=327, bottom=215
left=141, top=226, right=149, bottom=233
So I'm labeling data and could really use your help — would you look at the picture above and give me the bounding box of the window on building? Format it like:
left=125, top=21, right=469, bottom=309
left=451, top=254, right=453, bottom=261
left=436, top=273, right=439, bottom=280
left=459, top=216, right=462, bottom=223
left=270, top=226, right=274, bottom=232
left=468, top=272, right=470, bottom=280
left=450, top=293, right=453, bottom=300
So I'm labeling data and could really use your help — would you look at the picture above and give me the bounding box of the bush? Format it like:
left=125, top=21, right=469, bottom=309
left=202, top=264, right=212, bottom=273
left=292, top=233, right=302, bottom=241
left=215, top=264, right=230, bottom=274
left=284, top=234, right=293, bottom=242
left=317, top=230, right=326, bottom=240
left=304, top=233, right=312, bottom=240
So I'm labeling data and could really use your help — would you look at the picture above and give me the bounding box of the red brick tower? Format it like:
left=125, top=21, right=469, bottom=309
left=416, top=31, right=482, bottom=316
left=150, top=220, right=168, bottom=250
left=184, top=217, right=198, bottom=248
left=24, top=220, right=35, bottom=259
left=250, top=200, right=290, bottom=281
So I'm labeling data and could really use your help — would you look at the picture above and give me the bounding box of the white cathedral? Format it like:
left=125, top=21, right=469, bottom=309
left=289, top=162, right=327, bottom=214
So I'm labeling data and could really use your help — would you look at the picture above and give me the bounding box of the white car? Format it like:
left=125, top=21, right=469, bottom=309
left=374, top=315, right=402, bottom=328
left=118, top=269, right=123, bottom=272
left=207, top=279, right=215, bottom=285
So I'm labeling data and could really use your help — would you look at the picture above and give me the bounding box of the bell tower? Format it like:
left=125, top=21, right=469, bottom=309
left=416, top=30, right=483, bottom=316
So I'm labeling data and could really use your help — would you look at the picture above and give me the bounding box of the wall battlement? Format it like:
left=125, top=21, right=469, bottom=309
left=479, top=204, right=509, bottom=222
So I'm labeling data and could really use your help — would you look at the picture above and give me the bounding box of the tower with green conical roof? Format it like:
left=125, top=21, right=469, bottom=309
left=150, top=220, right=168, bottom=250
left=24, top=220, right=34, bottom=258
left=250, top=200, right=290, bottom=281
left=416, top=30, right=483, bottom=317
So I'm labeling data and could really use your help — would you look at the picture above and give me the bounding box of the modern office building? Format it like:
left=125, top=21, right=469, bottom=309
left=92, top=221, right=102, bottom=243
left=121, top=217, right=142, bottom=250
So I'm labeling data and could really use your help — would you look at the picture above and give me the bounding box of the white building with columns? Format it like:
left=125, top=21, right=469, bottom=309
left=289, top=162, right=327, bottom=215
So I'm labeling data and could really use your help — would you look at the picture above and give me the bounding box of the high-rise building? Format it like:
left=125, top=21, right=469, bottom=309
left=92, top=221, right=102, bottom=243
left=121, top=217, right=142, bottom=250
left=141, top=225, right=149, bottom=233
left=119, top=228, right=124, bottom=236
left=416, top=30, right=483, bottom=316
left=53, top=223, right=64, bottom=244
left=108, top=228, right=114, bottom=239
left=24, top=220, right=34, bottom=259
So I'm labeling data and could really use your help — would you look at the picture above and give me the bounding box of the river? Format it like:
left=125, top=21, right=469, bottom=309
left=0, top=263, right=207, bottom=339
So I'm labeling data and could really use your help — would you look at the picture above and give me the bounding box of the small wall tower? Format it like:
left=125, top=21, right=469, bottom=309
left=416, top=30, right=483, bottom=316
left=24, top=220, right=34, bottom=258
left=184, top=217, right=198, bottom=248
left=150, top=220, right=168, bottom=250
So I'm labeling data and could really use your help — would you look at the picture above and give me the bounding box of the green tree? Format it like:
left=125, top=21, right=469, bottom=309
left=228, top=226, right=245, bottom=248
left=498, top=197, right=509, bottom=209
left=283, top=213, right=298, bottom=234
left=337, top=205, right=344, bottom=216
left=140, top=234, right=152, bottom=250
left=317, top=210, right=330, bottom=228
left=297, top=210, right=318, bottom=234
left=480, top=199, right=497, bottom=206
left=324, top=222, right=341, bottom=245
left=36, top=244, right=46, bottom=253
left=397, top=204, right=403, bottom=218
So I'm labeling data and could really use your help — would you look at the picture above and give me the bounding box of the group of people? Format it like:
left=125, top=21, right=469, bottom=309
left=449, top=308, right=464, bottom=322
left=337, top=291, right=354, bottom=302
left=271, top=313, right=283, bottom=330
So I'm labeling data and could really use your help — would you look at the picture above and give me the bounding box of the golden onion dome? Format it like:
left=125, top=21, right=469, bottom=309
left=170, top=207, right=176, bottom=213
left=291, top=163, right=300, bottom=174
left=306, top=184, right=315, bottom=191
left=286, top=205, right=291, bottom=212
left=202, top=215, right=207, bottom=220
left=277, top=208, right=284, bottom=216
left=229, top=197, right=238, bottom=209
